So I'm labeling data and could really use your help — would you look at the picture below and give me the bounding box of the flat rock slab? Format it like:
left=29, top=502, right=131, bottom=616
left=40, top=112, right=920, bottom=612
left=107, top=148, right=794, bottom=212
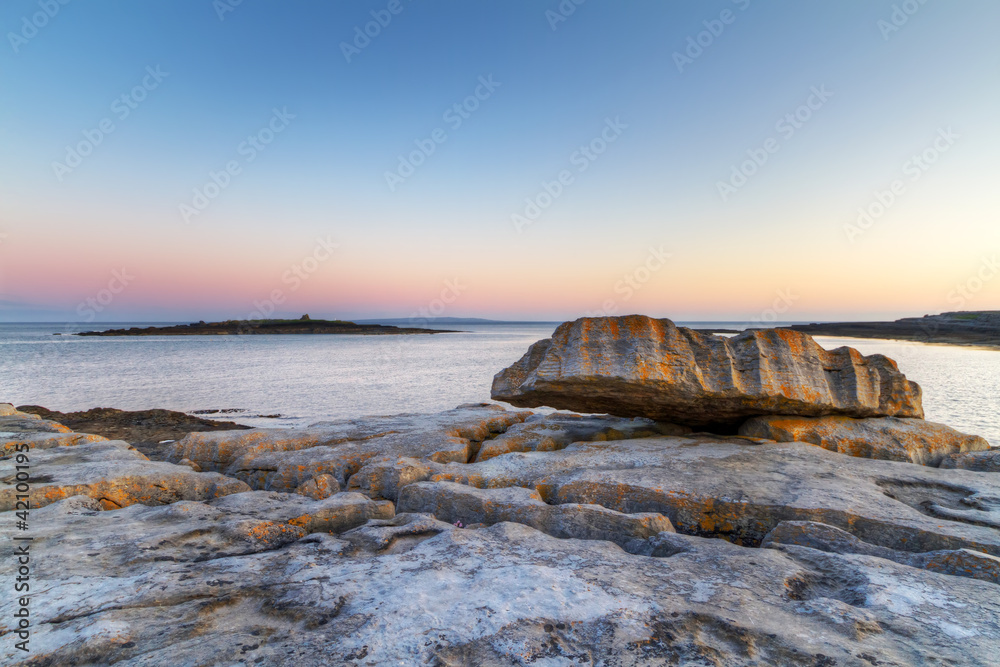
left=940, top=448, right=1000, bottom=472
left=429, top=435, right=1000, bottom=555
left=0, top=440, right=250, bottom=511
left=208, top=490, right=393, bottom=534
left=763, top=520, right=1000, bottom=584
left=491, top=315, right=924, bottom=427
left=0, top=491, right=393, bottom=579
left=2, top=505, right=998, bottom=666
left=345, top=410, right=684, bottom=501
left=739, top=415, right=990, bottom=466
left=1, top=495, right=308, bottom=572
left=0, top=430, right=107, bottom=455
left=0, top=415, right=71, bottom=434
left=397, top=480, right=673, bottom=546
left=166, top=403, right=530, bottom=492
left=474, top=411, right=689, bottom=462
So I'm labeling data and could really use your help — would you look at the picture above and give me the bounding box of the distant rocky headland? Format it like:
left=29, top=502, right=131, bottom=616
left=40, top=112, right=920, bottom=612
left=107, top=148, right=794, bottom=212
left=71, top=315, right=458, bottom=336
left=783, top=311, right=1000, bottom=348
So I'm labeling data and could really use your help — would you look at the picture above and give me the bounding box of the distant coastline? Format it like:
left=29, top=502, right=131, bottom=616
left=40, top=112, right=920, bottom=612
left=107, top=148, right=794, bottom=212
left=353, top=317, right=560, bottom=326
left=781, top=311, right=1000, bottom=349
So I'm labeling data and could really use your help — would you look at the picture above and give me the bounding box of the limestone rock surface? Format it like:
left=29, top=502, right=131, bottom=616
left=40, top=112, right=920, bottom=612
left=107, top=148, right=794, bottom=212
left=940, top=448, right=1000, bottom=472
left=208, top=490, right=393, bottom=534
left=3, top=505, right=999, bottom=666
left=762, top=520, right=1000, bottom=584
left=3, top=403, right=1000, bottom=665
left=430, top=435, right=1000, bottom=554
left=15, top=404, right=253, bottom=459
left=491, top=316, right=924, bottom=427
left=0, top=403, right=24, bottom=417
left=474, top=411, right=689, bottom=462
left=397, top=480, right=673, bottom=547
left=0, top=439, right=250, bottom=511
left=1, top=430, right=107, bottom=455
left=166, top=403, right=529, bottom=494
left=739, top=415, right=989, bottom=466
left=0, top=407, right=71, bottom=434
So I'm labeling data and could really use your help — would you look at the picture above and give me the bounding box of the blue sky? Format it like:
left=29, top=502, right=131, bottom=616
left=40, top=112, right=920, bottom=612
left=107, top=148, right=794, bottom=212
left=1, top=0, right=998, bottom=322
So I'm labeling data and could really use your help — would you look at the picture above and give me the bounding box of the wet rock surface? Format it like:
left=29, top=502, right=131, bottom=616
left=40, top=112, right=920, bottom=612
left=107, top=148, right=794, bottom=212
left=491, top=316, right=924, bottom=427
left=739, top=415, right=990, bottom=466
left=3, top=391, right=999, bottom=665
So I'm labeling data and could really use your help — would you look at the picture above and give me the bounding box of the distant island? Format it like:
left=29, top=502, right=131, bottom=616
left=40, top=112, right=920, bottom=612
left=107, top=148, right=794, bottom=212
left=783, top=311, right=1000, bottom=348
left=354, top=317, right=560, bottom=325
left=72, top=315, right=460, bottom=336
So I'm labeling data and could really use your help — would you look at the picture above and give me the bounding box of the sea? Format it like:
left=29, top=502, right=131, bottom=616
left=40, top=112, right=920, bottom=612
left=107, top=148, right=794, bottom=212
left=1, top=322, right=997, bottom=446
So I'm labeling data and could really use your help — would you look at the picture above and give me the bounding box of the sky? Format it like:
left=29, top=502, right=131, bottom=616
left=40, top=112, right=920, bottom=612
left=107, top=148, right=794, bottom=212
left=1, top=0, right=998, bottom=323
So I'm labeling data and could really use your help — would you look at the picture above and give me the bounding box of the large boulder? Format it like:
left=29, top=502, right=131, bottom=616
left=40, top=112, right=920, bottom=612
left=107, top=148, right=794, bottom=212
left=739, top=415, right=990, bottom=466
left=491, top=315, right=924, bottom=427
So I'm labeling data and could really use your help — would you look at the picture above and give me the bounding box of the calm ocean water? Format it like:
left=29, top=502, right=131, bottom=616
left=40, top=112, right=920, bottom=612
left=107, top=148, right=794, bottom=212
left=0, top=322, right=996, bottom=446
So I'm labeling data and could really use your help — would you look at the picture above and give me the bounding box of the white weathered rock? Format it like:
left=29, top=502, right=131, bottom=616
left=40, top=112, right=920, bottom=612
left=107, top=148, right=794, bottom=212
left=166, top=403, right=530, bottom=493
left=0, top=440, right=250, bottom=511
left=939, top=448, right=1000, bottom=472
left=0, top=430, right=107, bottom=456
left=3, top=402, right=999, bottom=665
left=474, top=411, right=689, bottom=462
left=762, top=520, right=1000, bottom=584
left=398, top=480, right=674, bottom=546
left=207, top=490, right=393, bottom=534
left=2, top=506, right=999, bottom=666
left=429, top=434, right=1000, bottom=554
left=739, top=415, right=990, bottom=466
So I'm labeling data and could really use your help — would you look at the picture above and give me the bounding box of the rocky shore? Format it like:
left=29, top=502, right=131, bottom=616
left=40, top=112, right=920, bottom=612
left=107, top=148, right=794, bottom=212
left=2, top=315, right=998, bottom=665
left=784, top=310, right=1000, bottom=348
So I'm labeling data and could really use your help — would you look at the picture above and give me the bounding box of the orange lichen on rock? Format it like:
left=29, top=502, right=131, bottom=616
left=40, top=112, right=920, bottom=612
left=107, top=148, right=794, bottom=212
left=740, top=415, right=989, bottom=466
left=491, top=316, right=923, bottom=427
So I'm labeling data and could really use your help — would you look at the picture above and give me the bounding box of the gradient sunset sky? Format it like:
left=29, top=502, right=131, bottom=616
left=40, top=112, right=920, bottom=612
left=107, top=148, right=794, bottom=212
left=1, top=0, right=998, bottom=323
